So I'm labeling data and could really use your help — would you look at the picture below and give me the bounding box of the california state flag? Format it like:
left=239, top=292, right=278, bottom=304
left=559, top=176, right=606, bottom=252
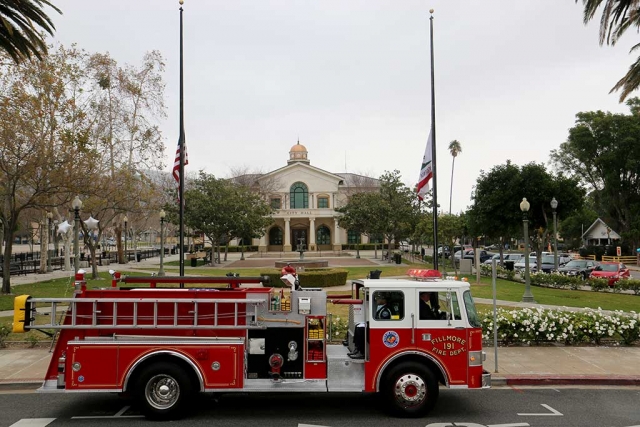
left=416, top=129, right=433, bottom=201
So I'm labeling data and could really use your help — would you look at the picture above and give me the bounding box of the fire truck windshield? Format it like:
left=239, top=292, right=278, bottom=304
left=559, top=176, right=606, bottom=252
left=463, top=290, right=481, bottom=327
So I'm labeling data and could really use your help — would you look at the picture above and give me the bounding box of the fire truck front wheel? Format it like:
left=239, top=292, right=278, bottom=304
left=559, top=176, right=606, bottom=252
left=382, top=362, right=438, bottom=418
left=134, top=362, right=195, bottom=420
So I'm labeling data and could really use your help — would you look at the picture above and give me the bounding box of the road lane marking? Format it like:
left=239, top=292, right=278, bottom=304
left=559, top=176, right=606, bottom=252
left=71, top=405, right=144, bottom=420
left=517, top=403, right=563, bottom=416
left=9, top=419, right=56, bottom=427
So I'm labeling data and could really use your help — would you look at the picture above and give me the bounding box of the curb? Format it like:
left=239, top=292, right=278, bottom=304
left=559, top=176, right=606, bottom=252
left=497, top=375, right=640, bottom=386
left=0, top=380, right=42, bottom=391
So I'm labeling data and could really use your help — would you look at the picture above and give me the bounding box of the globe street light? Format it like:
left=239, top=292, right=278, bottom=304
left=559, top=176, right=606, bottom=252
left=550, top=197, right=559, bottom=271
left=520, top=197, right=536, bottom=303
left=123, top=215, right=129, bottom=264
left=158, top=209, right=166, bottom=276
left=46, top=211, right=53, bottom=272
left=71, top=196, right=83, bottom=273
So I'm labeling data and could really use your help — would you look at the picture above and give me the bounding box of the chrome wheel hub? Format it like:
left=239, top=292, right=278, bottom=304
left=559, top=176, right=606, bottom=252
left=146, top=374, right=180, bottom=410
left=394, top=373, right=426, bottom=407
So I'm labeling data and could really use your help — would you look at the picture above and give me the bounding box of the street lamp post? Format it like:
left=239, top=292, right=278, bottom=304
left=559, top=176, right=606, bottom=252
left=123, top=216, right=128, bottom=264
left=551, top=197, right=558, bottom=271
left=72, top=196, right=83, bottom=273
left=520, top=197, right=536, bottom=303
left=159, top=210, right=166, bottom=276
left=46, top=212, right=53, bottom=272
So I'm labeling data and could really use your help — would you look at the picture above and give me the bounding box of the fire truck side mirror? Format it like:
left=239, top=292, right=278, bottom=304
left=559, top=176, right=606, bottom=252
left=13, top=295, right=33, bottom=333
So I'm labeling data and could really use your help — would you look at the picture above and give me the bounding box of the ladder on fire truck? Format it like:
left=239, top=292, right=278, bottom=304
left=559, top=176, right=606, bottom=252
left=16, top=296, right=268, bottom=331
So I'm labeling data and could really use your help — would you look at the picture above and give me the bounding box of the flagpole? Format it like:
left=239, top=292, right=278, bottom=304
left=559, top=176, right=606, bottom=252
left=178, top=0, right=186, bottom=281
left=429, top=9, right=439, bottom=271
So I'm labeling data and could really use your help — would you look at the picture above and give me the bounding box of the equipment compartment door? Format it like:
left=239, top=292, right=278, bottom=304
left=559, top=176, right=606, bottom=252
left=67, top=345, right=118, bottom=390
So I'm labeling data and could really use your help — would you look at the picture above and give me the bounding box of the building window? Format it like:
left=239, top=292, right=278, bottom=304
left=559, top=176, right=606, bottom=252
left=369, top=234, right=384, bottom=244
left=317, top=225, right=331, bottom=245
left=290, top=182, right=308, bottom=209
left=270, top=198, right=281, bottom=209
left=317, top=197, right=329, bottom=208
left=347, top=230, right=361, bottom=244
left=269, top=227, right=283, bottom=245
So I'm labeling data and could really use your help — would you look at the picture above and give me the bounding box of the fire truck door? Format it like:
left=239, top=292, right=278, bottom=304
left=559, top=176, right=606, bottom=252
left=367, top=289, right=414, bottom=366
left=415, top=289, right=469, bottom=386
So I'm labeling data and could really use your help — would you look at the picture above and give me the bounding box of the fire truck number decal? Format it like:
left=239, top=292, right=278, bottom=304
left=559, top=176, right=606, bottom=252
left=382, top=331, right=399, bottom=348
left=431, top=335, right=467, bottom=356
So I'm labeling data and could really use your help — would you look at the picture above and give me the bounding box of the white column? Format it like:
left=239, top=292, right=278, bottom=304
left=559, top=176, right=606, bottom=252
left=309, top=217, right=316, bottom=248
left=333, top=218, right=341, bottom=250
left=259, top=234, right=267, bottom=252
left=284, top=218, right=292, bottom=251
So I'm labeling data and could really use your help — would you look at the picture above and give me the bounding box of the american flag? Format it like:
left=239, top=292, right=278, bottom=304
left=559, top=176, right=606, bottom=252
left=172, top=138, right=188, bottom=184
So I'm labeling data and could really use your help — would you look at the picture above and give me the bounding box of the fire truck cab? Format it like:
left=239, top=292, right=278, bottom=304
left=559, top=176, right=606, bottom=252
left=13, top=270, right=489, bottom=420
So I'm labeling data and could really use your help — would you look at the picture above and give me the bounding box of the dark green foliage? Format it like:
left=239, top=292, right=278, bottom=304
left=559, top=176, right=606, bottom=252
left=0, top=0, right=61, bottom=62
left=259, top=268, right=348, bottom=288
left=552, top=100, right=640, bottom=250
left=468, top=161, right=584, bottom=259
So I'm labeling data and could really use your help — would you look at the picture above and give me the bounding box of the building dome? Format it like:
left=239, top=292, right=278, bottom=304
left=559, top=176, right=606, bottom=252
left=288, top=140, right=310, bottom=164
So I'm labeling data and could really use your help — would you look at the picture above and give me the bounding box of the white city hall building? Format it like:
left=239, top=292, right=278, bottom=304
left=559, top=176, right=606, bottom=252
left=239, top=142, right=379, bottom=252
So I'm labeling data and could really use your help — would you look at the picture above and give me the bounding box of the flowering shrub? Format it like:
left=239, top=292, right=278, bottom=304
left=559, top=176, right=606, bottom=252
left=481, top=307, right=639, bottom=346
left=328, top=315, right=348, bottom=341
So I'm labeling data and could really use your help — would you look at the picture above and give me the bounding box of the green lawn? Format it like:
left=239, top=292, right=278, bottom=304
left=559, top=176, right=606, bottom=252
left=466, top=275, right=639, bottom=313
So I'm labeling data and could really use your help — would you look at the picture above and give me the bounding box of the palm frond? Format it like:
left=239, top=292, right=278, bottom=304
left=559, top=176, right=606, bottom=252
left=0, top=0, right=62, bottom=62
left=610, top=52, right=640, bottom=101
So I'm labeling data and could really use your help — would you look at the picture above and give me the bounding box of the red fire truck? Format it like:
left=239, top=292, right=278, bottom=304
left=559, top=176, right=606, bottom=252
left=13, top=269, right=490, bottom=420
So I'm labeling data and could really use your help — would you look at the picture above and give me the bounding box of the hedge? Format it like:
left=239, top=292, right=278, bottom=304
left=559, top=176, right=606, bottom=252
left=259, top=268, right=348, bottom=288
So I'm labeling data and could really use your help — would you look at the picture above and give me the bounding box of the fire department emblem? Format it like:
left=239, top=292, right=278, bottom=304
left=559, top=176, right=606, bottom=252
left=382, top=331, right=399, bottom=348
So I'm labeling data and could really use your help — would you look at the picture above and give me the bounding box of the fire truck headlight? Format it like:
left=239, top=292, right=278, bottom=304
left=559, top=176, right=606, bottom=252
left=469, top=351, right=483, bottom=367
left=72, top=362, right=82, bottom=372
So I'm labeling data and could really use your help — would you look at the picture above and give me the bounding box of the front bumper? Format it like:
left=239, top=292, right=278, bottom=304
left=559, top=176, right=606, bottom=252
left=482, top=370, right=491, bottom=388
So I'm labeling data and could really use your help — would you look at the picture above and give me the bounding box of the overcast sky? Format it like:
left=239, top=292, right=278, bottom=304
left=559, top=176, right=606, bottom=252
left=48, top=0, right=634, bottom=213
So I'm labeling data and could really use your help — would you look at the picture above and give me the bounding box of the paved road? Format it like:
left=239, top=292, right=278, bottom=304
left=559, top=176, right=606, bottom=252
left=1, top=387, right=639, bottom=426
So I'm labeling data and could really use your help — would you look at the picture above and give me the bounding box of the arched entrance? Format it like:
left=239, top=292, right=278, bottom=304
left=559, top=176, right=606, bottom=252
left=291, top=228, right=308, bottom=250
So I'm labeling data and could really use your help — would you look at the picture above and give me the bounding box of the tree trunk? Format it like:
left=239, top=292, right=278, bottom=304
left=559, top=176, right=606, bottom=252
left=2, top=240, right=13, bottom=294
left=449, top=156, right=456, bottom=214
left=39, top=221, right=47, bottom=274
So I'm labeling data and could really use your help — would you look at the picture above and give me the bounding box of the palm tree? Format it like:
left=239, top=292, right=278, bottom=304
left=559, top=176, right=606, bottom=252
left=579, top=0, right=640, bottom=101
left=448, top=140, right=462, bottom=214
left=0, top=0, right=61, bottom=63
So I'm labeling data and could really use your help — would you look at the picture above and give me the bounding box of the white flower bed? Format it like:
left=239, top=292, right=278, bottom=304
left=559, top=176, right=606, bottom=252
left=481, top=307, right=639, bottom=345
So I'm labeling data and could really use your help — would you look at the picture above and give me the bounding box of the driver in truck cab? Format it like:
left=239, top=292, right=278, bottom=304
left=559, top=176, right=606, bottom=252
left=374, top=293, right=393, bottom=320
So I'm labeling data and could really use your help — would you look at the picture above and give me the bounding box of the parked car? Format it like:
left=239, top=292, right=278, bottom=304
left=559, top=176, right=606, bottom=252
left=437, top=245, right=451, bottom=258
left=456, top=249, right=491, bottom=265
left=558, top=259, right=599, bottom=280
left=532, top=255, right=569, bottom=273
left=589, top=262, right=631, bottom=286
left=483, top=253, right=523, bottom=266
left=514, top=256, right=537, bottom=273
left=398, top=241, right=410, bottom=252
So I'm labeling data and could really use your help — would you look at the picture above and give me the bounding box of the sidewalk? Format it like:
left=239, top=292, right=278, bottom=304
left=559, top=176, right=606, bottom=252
left=1, top=249, right=639, bottom=389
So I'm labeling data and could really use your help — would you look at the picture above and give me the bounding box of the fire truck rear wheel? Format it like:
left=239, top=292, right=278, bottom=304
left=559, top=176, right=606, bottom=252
left=134, top=362, right=195, bottom=420
left=383, top=362, right=438, bottom=417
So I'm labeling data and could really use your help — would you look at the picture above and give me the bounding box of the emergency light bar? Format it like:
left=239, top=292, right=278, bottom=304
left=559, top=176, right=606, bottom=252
left=407, top=269, right=441, bottom=281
